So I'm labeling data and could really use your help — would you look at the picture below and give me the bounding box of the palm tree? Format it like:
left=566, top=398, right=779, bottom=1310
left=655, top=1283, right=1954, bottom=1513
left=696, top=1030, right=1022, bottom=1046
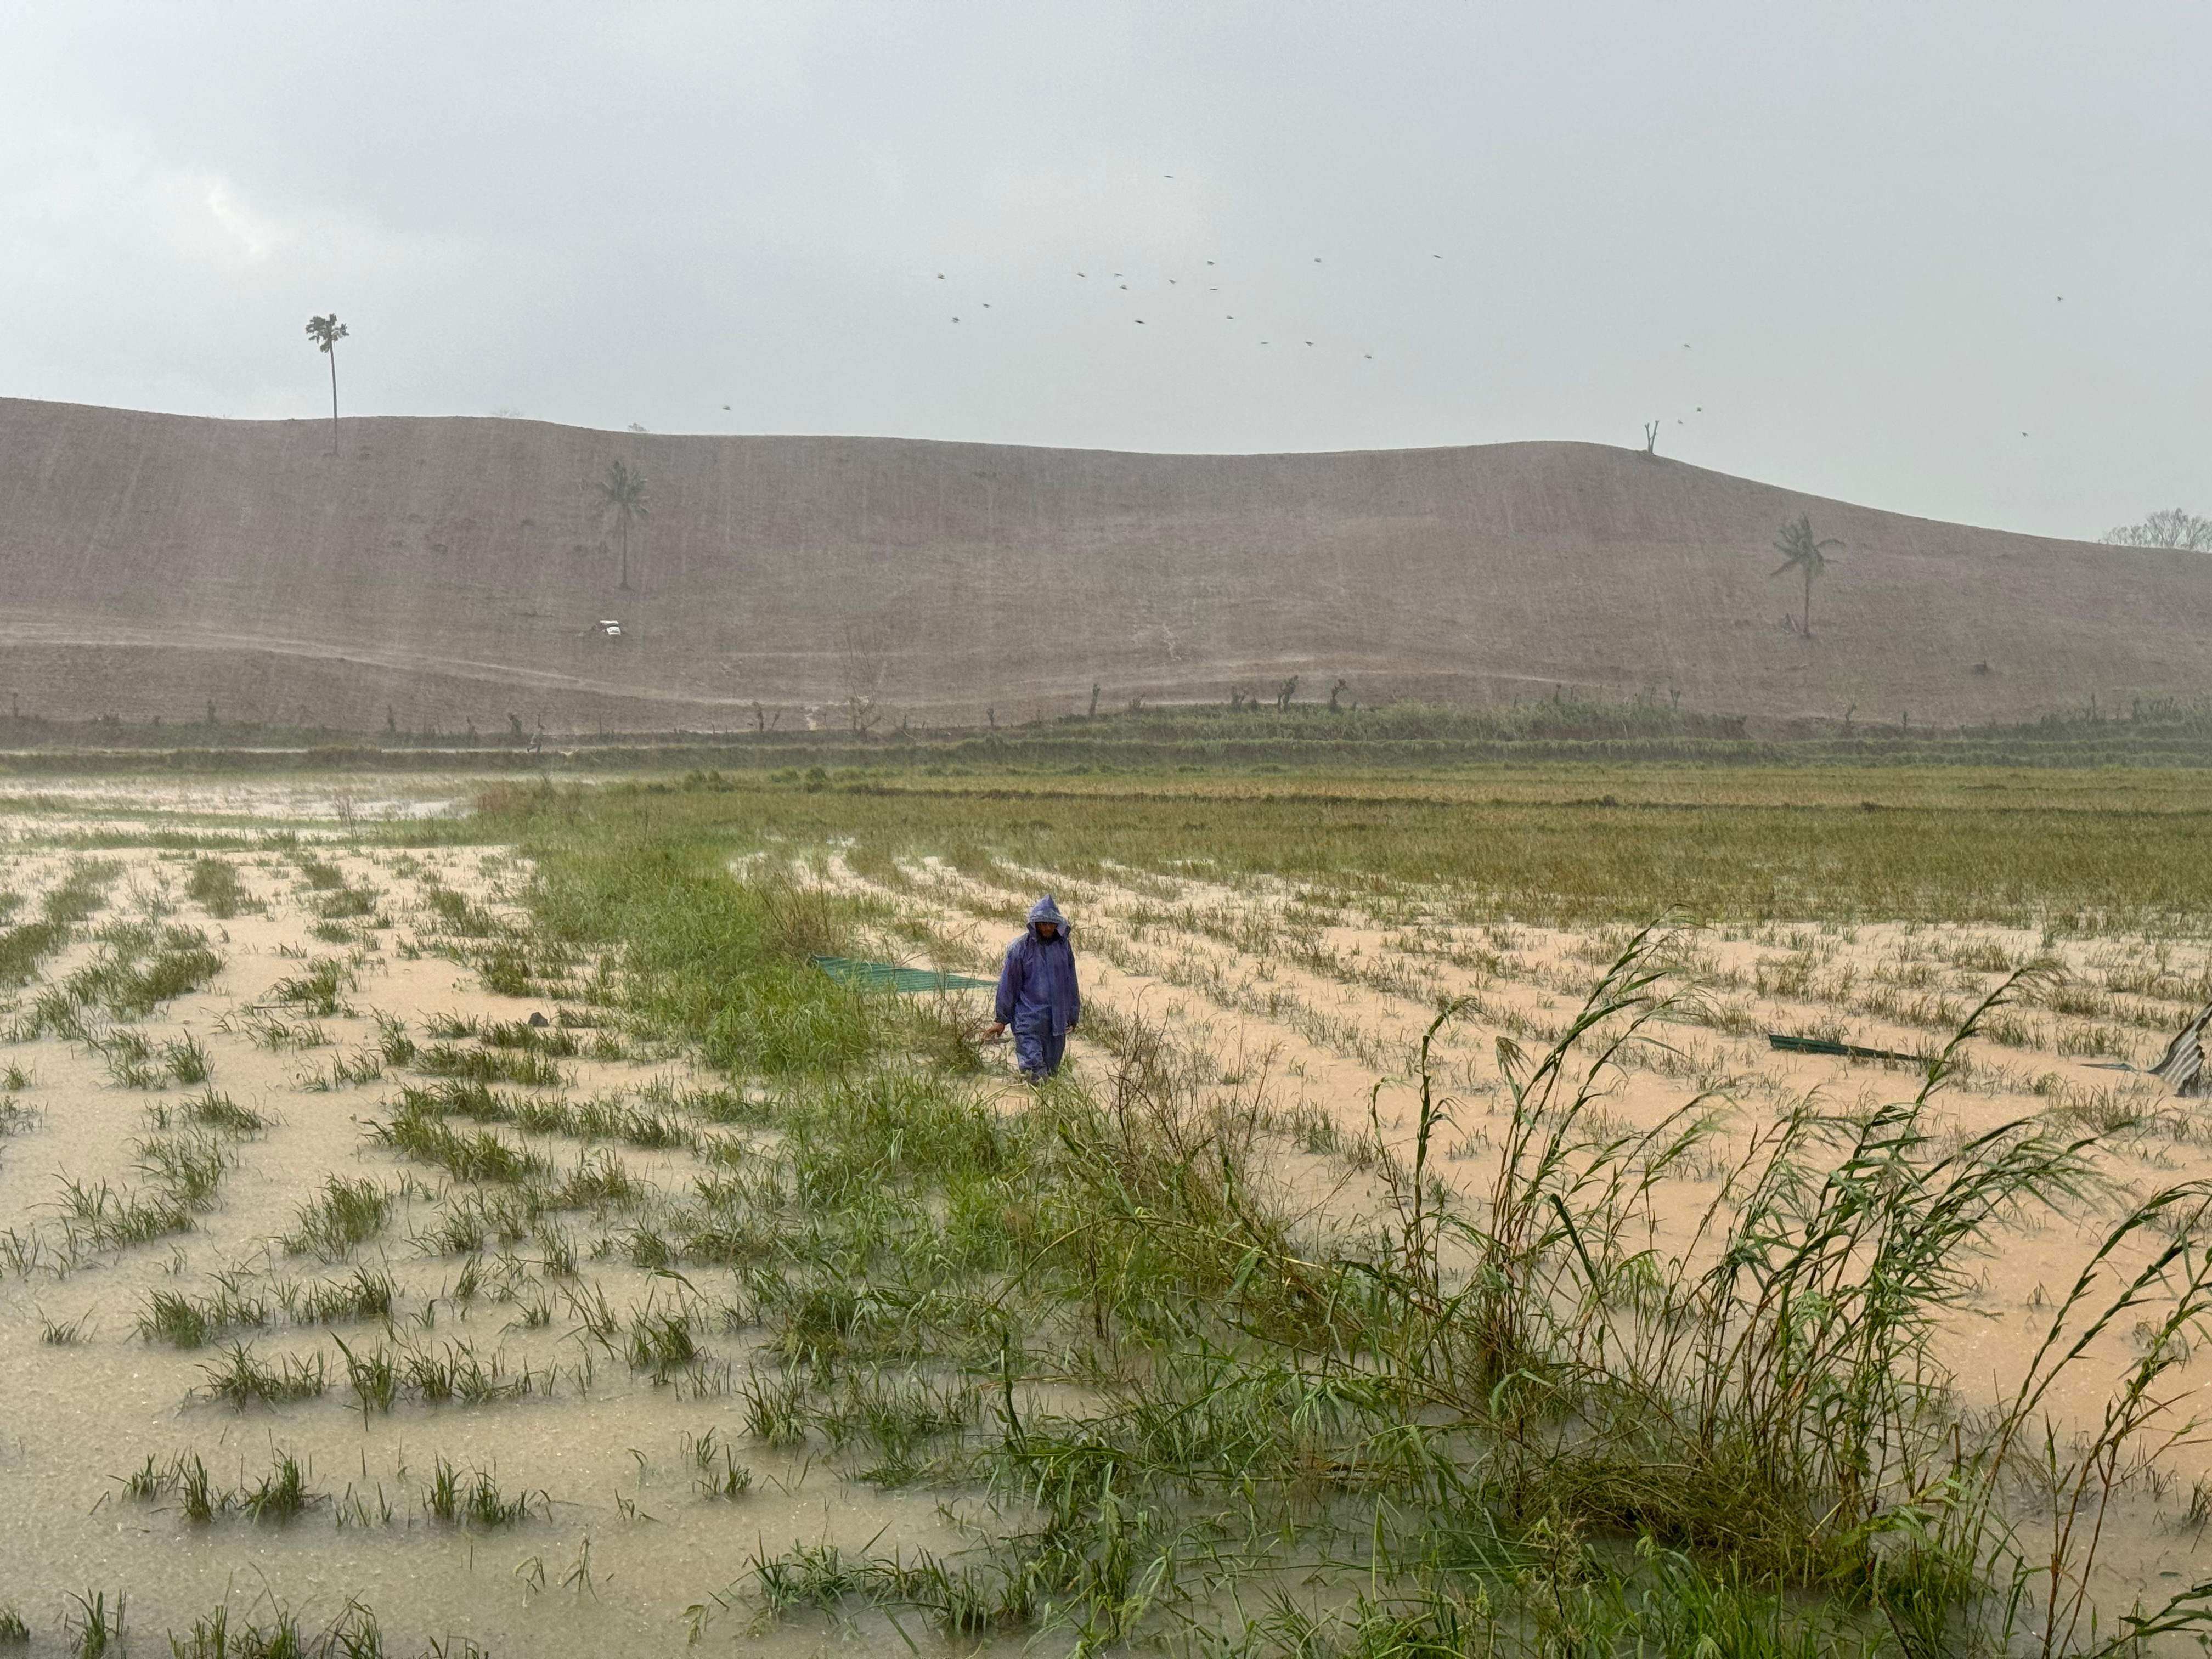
left=594, top=460, right=649, bottom=589
left=303, top=314, right=348, bottom=453
left=1770, top=514, right=1841, bottom=638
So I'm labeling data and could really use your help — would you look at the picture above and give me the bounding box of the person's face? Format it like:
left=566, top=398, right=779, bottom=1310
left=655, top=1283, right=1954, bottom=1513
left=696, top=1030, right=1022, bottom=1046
left=1036, top=921, right=1059, bottom=941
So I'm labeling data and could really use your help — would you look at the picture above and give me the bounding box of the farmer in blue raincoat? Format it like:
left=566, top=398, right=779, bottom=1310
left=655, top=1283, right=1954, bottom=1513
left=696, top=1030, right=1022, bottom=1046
left=989, top=895, right=1081, bottom=1082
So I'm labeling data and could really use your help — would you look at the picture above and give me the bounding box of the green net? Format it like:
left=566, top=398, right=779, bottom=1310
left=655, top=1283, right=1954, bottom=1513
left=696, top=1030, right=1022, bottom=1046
left=809, top=956, right=995, bottom=994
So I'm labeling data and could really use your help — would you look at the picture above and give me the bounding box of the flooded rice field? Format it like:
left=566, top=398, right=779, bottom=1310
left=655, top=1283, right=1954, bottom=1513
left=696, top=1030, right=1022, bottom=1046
left=0, top=792, right=965, bottom=1656
left=7, top=776, right=2212, bottom=1653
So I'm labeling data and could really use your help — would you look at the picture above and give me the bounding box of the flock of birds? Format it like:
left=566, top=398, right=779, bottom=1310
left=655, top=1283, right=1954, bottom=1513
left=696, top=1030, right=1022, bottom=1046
left=698, top=182, right=2077, bottom=446
left=924, top=254, right=1421, bottom=360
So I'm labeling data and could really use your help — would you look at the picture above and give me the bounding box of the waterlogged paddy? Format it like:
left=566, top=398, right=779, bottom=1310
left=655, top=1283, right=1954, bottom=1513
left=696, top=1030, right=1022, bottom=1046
left=811, top=848, right=2212, bottom=1615
left=0, top=810, right=972, bottom=1657
left=9, top=774, right=2212, bottom=1654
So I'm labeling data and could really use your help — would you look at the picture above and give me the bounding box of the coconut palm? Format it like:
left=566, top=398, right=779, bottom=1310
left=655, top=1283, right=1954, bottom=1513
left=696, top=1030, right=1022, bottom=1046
left=594, top=460, right=649, bottom=590
left=1771, top=514, right=1841, bottom=638
left=305, top=312, right=347, bottom=451
left=303, top=314, right=348, bottom=452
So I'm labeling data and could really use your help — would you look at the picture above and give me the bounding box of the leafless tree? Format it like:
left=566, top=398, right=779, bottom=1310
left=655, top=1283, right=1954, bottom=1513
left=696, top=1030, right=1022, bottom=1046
left=2103, top=509, right=2212, bottom=552
left=838, top=622, right=889, bottom=735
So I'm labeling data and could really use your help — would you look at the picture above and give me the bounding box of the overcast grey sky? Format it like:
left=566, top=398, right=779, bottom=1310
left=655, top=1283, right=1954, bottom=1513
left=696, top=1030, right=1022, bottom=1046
left=3, top=1, right=2204, bottom=538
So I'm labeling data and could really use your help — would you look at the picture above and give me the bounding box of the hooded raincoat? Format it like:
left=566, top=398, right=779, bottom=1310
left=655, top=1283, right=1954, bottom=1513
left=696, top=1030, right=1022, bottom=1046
left=996, top=894, right=1080, bottom=1078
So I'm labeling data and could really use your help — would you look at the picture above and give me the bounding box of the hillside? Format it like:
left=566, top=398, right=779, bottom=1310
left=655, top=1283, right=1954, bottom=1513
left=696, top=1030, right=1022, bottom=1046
left=0, top=396, right=2201, bottom=734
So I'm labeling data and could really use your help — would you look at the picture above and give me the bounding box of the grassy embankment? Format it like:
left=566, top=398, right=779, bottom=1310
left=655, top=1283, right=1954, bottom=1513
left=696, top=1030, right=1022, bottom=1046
left=14, top=696, right=2212, bottom=775
left=465, top=769, right=2212, bottom=1655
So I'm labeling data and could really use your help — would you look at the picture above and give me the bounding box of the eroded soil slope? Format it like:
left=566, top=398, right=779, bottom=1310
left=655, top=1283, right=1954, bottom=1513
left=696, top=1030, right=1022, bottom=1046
left=1, top=396, right=2200, bottom=731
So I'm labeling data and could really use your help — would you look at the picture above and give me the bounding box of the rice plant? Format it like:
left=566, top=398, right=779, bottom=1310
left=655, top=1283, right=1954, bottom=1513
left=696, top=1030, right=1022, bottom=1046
left=282, top=1174, right=394, bottom=1260
left=137, top=1275, right=269, bottom=1347
left=54, top=1173, right=195, bottom=1251
left=98, top=1030, right=162, bottom=1089
left=278, top=1266, right=396, bottom=1325
left=39, top=1308, right=92, bottom=1344
left=236, top=1447, right=321, bottom=1523
left=625, top=1301, right=701, bottom=1383
left=684, top=1427, right=754, bottom=1499
left=132, top=1130, right=232, bottom=1210
left=298, top=1046, right=385, bottom=1090
left=167, top=1598, right=383, bottom=1658
left=369, top=1102, right=550, bottom=1184
left=64, top=1589, right=124, bottom=1658
left=332, top=1334, right=398, bottom=1415
left=195, top=1340, right=326, bottom=1408
left=414, top=1042, right=567, bottom=1088
left=163, top=1033, right=213, bottom=1085
left=269, top=957, right=354, bottom=1017
left=373, top=1009, right=416, bottom=1066
left=0, top=918, right=69, bottom=990
left=184, top=856, right=252, bottom=919
left=67, top=924, right=224, bottom=1017
left=182, top=1086, right=267, bottom=1133
left=43, top=861, right=120, bottom=926
left=422, top=1454, right=544, bottom=1527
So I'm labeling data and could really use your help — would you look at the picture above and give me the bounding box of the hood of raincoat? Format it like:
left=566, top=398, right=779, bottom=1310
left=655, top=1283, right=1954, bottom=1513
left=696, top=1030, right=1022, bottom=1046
left=1027, top=894, right=1069, bottom=938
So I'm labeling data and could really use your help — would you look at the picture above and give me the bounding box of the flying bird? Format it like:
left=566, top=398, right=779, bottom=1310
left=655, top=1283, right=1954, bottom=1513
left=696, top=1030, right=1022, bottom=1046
left=936, top=273, right=945, bottom=279
left=1135, top=318, right=1146, bottom=324
left=951, top=317, right=960, bottom=323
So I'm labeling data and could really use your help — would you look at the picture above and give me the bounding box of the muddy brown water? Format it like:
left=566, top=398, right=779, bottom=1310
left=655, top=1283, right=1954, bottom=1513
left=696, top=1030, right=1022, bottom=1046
left=0, top=808, right=969, bottom=1655
left=5, top=778, right=2212, bottom=1651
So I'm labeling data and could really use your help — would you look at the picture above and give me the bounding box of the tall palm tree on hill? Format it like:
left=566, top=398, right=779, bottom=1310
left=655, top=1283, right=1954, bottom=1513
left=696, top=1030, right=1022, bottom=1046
left=1771, top=514, right=1842, bottom=638
left=303, top=314, right=348, bottom=453
left=595, top=460, right=649, bottom=590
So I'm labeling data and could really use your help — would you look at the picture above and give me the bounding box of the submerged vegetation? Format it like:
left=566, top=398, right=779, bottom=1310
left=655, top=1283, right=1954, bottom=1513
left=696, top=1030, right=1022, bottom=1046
left=8, top=762, right=2212, bottom=1652
left=454, top=782, right=2212, bottom=1653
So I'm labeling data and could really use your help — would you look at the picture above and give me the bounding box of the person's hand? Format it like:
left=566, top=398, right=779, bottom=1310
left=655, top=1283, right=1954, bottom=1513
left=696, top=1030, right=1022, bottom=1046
left=986, top=1022, right=1006, bottom=1039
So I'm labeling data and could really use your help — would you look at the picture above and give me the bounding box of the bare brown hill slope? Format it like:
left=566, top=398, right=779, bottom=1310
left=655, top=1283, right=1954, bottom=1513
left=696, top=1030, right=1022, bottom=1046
left=0, top=395, right=2200, bottom=733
